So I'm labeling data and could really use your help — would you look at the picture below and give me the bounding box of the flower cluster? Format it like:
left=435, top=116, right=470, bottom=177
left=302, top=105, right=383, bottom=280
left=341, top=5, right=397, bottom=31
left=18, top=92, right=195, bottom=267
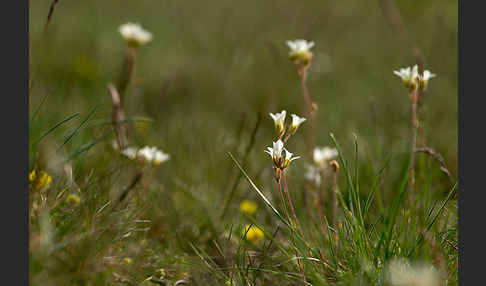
left=29, top=170, right=52, bottom=191
left=265, top=139, right=300, bottom=172
left=117, top=143, right=170, bottom=167
left=286, top=39, right=315, bottom=67
left=119, top=22, right=153, bottom=47
left=242, top=224, right=264, bottom=243
left=269, top=110, right=306, bottom=139
left=266, top=110, right=306, bottom=181
left=393, top=64, right=436, bottom=92
left=304, top=146, right=338, bottom=185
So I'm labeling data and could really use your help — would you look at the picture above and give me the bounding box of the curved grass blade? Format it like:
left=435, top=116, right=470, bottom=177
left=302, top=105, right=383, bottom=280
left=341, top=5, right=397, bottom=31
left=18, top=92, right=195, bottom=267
left=228, top=152, right=290, bottom=228
left=32, top=112, right=80, bottom=145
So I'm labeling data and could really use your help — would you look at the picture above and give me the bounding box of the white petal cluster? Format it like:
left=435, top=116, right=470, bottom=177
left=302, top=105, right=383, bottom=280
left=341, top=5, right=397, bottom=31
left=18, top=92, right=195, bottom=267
left=313, top=146, right=338, bottom=168
left=138, top=146, right=170, bottom=166
left=264, top=139, right=300, bottom=170
left=386, top=258, right=440, bottom=286
left=269, top=110, right=306, bottom=138
left=393, top=65, right=436, bottom=92
left=117, top=143, right=170, bottom=166
left=286, top=40, right=315, bottom=55
left=121, top=147, right=138, bottom=160
left=304, top=164, right=321, bottom=186
left=119, top=22, right=153, bottom=46
left=286, top=39, right=315, bottom=66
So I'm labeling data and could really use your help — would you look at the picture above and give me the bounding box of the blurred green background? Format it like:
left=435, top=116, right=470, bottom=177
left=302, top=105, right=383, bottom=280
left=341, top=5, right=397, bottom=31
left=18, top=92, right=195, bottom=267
left=29, top=0, right=457, bottom=216
left=29, top=0, right=457, bottom=284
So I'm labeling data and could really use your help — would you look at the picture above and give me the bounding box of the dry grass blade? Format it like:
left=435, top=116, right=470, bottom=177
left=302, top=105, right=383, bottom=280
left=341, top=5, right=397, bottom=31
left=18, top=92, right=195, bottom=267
left=416, top=146, right=455, bottom=184
left=44, top=0, right=59, bottom=33
left=107, top=83, right=129, bottom=149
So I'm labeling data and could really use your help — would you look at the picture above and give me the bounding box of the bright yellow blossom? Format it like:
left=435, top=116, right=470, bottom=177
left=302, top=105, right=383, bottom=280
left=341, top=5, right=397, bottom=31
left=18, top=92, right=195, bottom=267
left=242, top=224, right=264, bottom=243
left=239, top=200, right=258, bottom=215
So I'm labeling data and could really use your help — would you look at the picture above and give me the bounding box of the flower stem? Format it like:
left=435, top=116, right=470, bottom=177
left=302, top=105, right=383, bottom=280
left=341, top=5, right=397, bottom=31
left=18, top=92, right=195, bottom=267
left=282, top=174, right=303, bottom=238
left=277, top=179, right=291, bottom=224
left=117, top=45, right=137, bottom=105
left=331, top=166, right=340, bottom=227
left=409, top=90, right=420, bottom=205
left=299, top=66, right=316, bottom=149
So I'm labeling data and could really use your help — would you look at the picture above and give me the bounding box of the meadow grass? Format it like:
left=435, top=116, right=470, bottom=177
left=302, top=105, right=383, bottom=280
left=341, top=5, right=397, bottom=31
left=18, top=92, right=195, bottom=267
left=29, top=0, right=457, bottom=285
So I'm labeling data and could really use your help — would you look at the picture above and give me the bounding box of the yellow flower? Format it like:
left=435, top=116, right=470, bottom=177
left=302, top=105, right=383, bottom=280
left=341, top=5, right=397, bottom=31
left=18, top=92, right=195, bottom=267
left=242, top=224, right=264, bottom=243
left=66, top=194, right=81, bottom=206
left=240, top=200, right=258, bottom=215
left=123, top=257, right=133, bottom=265
left=30, top=170, right=52, bottom=191
left=29, top=170, right=36, bottom=182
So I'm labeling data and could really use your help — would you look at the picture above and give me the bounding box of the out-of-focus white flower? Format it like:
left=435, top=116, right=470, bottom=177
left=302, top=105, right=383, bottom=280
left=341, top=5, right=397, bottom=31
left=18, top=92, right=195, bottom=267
left=419, top=70, right=436, bottom=91
left=304, top=164, right=321, bottom=186
left=313, top=146, right=338, bottom=168
left=121, top=147, right=138, bottom=160
left=119, top=22, right=153, bottom=47
left=287, top=40, right=315, bottom=66
left=265, top=140, right=299, bottom=170
left=289, top=114, right=306, bottom=134
left=386, top=258, right=440, bottom=286
left=153, top=150, right=170, bottom=166
left=269, top=110, right=287, bottom=137
left=394, top=65, right=419, bottom=91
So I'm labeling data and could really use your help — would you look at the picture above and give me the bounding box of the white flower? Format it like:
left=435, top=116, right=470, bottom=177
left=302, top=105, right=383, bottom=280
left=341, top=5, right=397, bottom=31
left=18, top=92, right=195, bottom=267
left=286, top=40, right=315, bottom=54
left=419, top=70, right=436, bottom=91
left=286, top=40, right=315, bottom=65
left=153, top=150, right=170, bottom=166
left=289, top=114, right=306, bottom=134
left=265, top=140, right=284, bottom=166
left=393, top=65, right=419, bottom=90
left=137, top=146, right=169, bottom=166
left=265, top=140, right=299, bottom=170
left=121, top=147, right=138, bottom=160
left=283, top=148, right=300, bottom=169
left=386, top=258, right=440, bottom=286
left=313, top=146, right=338, bottom=168
left=269, top=110, right=287, bottom=137
left=304, top=164, right=321, bottom=186
left=119, top=22, right=153, bottom=46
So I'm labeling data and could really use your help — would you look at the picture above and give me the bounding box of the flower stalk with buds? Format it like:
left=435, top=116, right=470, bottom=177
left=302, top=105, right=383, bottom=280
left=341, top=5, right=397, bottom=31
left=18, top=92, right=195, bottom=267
left=287, top=39, right=317, bottom=149
left=394, top=64, right=436, bottom=205
left=117, top=23, right=152, bottom=102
